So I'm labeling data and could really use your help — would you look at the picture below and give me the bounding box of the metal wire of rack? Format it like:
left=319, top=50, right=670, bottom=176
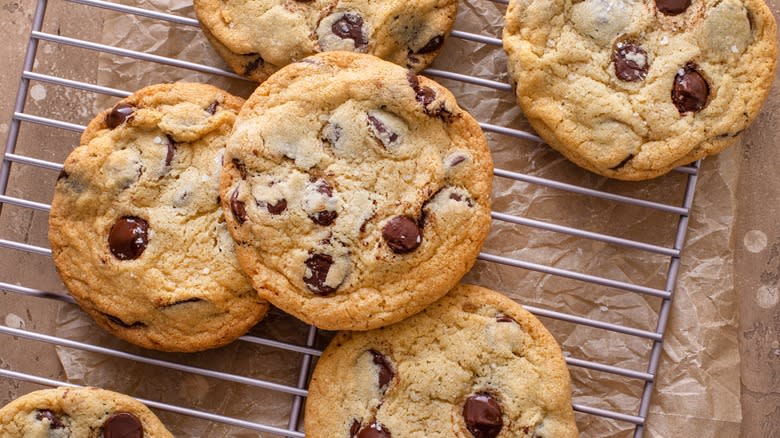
left=0, top=0, right=700, bottom=436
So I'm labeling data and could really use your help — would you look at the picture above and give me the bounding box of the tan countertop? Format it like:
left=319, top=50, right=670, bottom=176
left=0, top=0, right=778, bottom=436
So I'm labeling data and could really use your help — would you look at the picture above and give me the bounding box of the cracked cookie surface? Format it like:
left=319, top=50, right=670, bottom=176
left=0, top=387, right=172, bottom=438
left=49, top=83, right=268, bottom=352
left=194, top=0, right=458, bottom=82
left=503, top=0, right=777, bottom=180
left=220, top=52, right=493, bottom=330
left=304, top=284, right=578, bottom=438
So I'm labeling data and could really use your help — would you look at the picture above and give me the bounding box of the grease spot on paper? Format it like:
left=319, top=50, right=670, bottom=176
left=743, top=230, right=768, bottom=253
left=30, top=84, right=47, bottom=101
left=755, top=285, right=778, bottom=309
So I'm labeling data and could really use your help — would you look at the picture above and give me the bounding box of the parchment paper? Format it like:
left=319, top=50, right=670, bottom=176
left=54, top=1, right=742, bottom=436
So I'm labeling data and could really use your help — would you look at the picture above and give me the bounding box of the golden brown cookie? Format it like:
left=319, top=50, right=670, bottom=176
left=220, top=52, right=493, bottom=330
left=305, top=284, right=578, bottom=438
left=49, top=83, right=269, bottom=352
left=503, top=0, right=777, bottom=180
left=0, top=387, right=172, bottom=438
left=194, top=0, right=458, bottom=82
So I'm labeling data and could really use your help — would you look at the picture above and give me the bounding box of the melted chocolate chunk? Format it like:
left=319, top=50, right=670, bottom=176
left=105, top=314, right=146, bottom=329
left=672, top=64, right=709, bottom=114
left=656, top=0, right=691, bottom=15
left=104, top=412, right=143, bottom=438
left=350, top=419, right=362, bottom=437
left=109, top=217, right=148, bottom=260
left=496, top=313, right=517, bottom=323
left=316, top=180, right=334, bottom=197
left=415, top=86, right=437, bottom=108
left=57, top=169, right=69, bottom=181
left=406, top=70, right=420, bottom=89
left=232, top=158, right=248, bottom=179
left=382, top=216, right=422, bottom=254
left=165, top=135, right=176, bottom=167
left=267, top=199, right=288, bottom=215
left=357, top=422, right=392, bottom=438
left=230, top=190, right=247, bottom=224
left=303, top=253, right=337, bottom=295
left=463, top=394, right=503, bottom=438
left=370, top=350, right=395, bottom=389
left=36, top=410, right=64, bottom=429
left=312, top=210, right=338, bottom=226
left=613, top=41, right=648, bottom=82
left=416, top=35, right=445, bottom=54
left=206, top=101, right=219, bottom=115
left=244, top=54, right=264, bottom=75
left=367, top=115, right=399, bottom=147
left=105, top=103, right=134, bottom=129
left=332, top=13, right=368, bottom=49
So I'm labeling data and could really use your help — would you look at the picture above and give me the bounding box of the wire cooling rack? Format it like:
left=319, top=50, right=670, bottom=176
left=0, top=0, right=700, bottom=436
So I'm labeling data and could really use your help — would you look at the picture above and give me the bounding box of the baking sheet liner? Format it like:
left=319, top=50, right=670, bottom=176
left=52, top=1, right=741, bottom=436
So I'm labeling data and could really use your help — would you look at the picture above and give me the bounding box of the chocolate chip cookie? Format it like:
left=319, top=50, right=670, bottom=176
left=0, top=387, right=172, bottom=438
left=305, top=284, right=578, bottom=437
left=503, top=0, right=777, bottom=180
left=221, top=52, right=493, bottom=330
left=49, top=83, right=269, bottom=352
left=193, top=0, right=458, bottom=82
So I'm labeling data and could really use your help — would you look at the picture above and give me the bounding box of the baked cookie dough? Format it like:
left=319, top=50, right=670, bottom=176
left=305, top=284, right=578, bottom=438
left=0, top=386, right=172, bottom=438
left=49, top=83, right=268, bottom=352
left=221, top=52, right=493, bottom=330
left=503, top=0, right=777, bottom=179
left=194, top=0, right=458, bottom=82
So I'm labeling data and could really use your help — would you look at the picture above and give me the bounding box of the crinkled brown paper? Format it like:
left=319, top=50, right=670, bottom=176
left=55, top=1, right=741, bottom=436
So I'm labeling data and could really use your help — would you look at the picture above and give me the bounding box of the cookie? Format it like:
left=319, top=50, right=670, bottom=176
left=193, top=0, right=458, bottom=82
left=48, top=83, right=269, bottom=352
left=0, top=386, right=172, bottom=438
left=503, top=0, right=777, bottom=180
left=220, top=52, right=493, bottom=330
left=304, top=284, right=578, bottom=438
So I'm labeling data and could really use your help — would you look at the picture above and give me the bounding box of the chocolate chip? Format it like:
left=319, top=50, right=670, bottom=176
left=463, top=394, right=503, bottom=438
left=367, top=115, right=399, bottom=147
left=104, top=412, right=143, bottom=438
left=350, top=419, right=362, bottom=437
left=105, top=103, right=134, bottom=129
left=303, top=253, right=337, bottom=295
left=613, top=41, right=648, bottom=82
left=206, top=101, right=219, bottom=115
left=382, top=216, right=422, bottom=254
left=449, top=155, right=466, bottom=167
left=406, top=70, right=420, bottom=89
left=230, top=190, right=247, bottom=224
left=244, top=54, right=264, bottom=75
left=610, top=154, right=634, bottom=170
left=312, top=210, right=338, bottom=226
left=332, top=13, right=368, bottom=49
left=370, top=350, right=395, bottom=389
left=496, top=313, right=517, bottom=323
left=357, top=422, right=392, bottom=438
left=165, top=135, right=176, bottom=167
left=416, top=86, right=437, bottom=108
left=267, top=199, right=287, bottom=215
left=57, top=169, right=69, bottom=181
left=672, top=63, right=709, bottom=114
left=316, top=181, right=333, bottom=197
left=109, top=216, right=148, bottom=260
left=105, top=314, right=146, bottom=329
left=36, top=410, right=64, bottom=429
left=656, top=0, right=691, bottom=15
left=232, top=158, right=248, bottom=179
left=416, top=35, right=445, bottom=54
